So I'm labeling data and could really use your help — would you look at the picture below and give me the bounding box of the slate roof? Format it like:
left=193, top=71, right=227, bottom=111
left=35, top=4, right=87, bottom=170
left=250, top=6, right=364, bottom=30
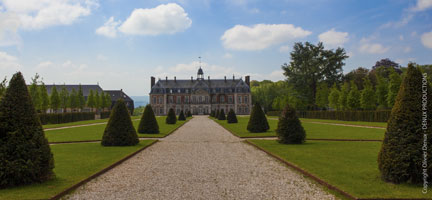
left=45, top=85, right=103, bottom=96
left=104, top=90, right=134, bottom=102
left=150, top=79, right=250, bottom=94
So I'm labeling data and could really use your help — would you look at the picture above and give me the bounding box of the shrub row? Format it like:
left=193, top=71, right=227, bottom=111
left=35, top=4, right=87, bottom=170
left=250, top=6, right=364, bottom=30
left=38, top=112, right=95, bottom=125
left=100, top=111, right=111, bottom=119
left=296, top=110, right=391, bottom=122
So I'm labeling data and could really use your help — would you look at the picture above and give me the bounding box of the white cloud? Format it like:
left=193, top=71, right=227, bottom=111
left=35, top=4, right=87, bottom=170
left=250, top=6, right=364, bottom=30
left=0, top=0, right=98, bottom=30
left=0, top=51, right=19, bottom=75
left=223, top=53, right=233, bottom=59
left=96, top=54, right=108, bottom=61
left=359, top=43, right=389, bottom=54
left=279, top=45, right=290, bottom=53
left=118, top=3, right=192, bottom=36
left=0, top=11, right=21, bottom=46
left=95, top=17, right=120, bottom=38
left=249, top=70, right=285, bottom=81
left=410, top=0, right=432, bottom=12
left=421, top=31, right=432, bottom=48
left=221, top=24, right=311, bottom=51
left=347, top=52, right=354, bottom=58
left=318, top=29, right=349, bottom=48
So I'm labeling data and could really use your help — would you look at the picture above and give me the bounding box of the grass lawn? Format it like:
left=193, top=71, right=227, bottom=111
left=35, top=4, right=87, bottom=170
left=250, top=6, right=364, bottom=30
left=43, top=116, right=141, bottom=129
left=45, top=116, right=189, bottom=142
left=248, top=140, right=427, bottom=199
left=215, top=116, right=385, bottom=140
left=0, top=140, right=156, bottom=200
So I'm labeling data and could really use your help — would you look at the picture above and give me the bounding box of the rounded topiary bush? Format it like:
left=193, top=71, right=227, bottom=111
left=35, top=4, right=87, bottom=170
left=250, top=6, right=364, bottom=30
left=218, top=109, right=226, bottom=120
left=247, top=103, right=269, bottom=133
left=178, top=110, right=186, bottom=121
left=166, top=108, right=177, bottom=124
left=0, top=72, right=54, bottom=188
left=186, top=110, right=192, bottom=118
left=276, top=104, right=306, bottom=144
left=378, top=63, right=431, bottom=184
left=227, top=109, right=238, bottom=123
left=102, top=99, right=139, bottom=146
left=137, top=105, right=159, bottom=134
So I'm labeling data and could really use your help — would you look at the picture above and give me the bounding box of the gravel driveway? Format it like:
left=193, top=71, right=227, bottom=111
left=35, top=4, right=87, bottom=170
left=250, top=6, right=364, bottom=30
left=65, top=116, right=334, bottom=200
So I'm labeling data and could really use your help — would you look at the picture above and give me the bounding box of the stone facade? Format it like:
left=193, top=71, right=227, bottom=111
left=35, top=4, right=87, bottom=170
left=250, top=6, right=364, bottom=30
left=149, top=68, right=252, bottom=115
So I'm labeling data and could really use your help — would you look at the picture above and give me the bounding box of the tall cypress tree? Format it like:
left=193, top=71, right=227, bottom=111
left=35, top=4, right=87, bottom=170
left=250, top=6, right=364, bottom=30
left=378, top=64, right=431, bottom=184
left=315, top=82, right=329, bottom=109
left=0, top=77, right=7, bottom=101
left=387, top=70, right=402, bottom=108
left=338, top=82, right=350, bottom=110
left=227, top=109, right=238, bottom=123
left=87, top=89, right=95, bottom=111
left=100, top=92, right=106, bottom=111
left=0, top=72, right=54, bottom=187
left=360, top=77, right=376, bottom=110
left=29, top=74, right=41, bottom=112
left=69, top=88, right=78, bottom=112
left=218, top=109, right=226, bottom=120
left=40, top=82, right=50, bottom=113
left=178, top=110, right=186, bottom=121
left=95, top=91, right=100, bottom=111
left=50, top=85, right=60, bottom=113
left=104, top=92, right=112, bottom=110
left=328, top=83, right=340, bottom=110
left=376, top=75, right=389, bottom=109
left=347, top=81, right=361, bottom=110
left=247, top=103, right=269, bottom=133
left=78, top=84, right=85, bottom=111
left=138, top=105, right=159, bottom=134
left=101, top=99, right=139, bottom=146
left=59, top=85, right=69, bottom=113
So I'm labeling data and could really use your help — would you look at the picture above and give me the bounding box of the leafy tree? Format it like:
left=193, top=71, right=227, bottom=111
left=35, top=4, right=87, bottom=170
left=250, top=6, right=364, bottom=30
left=328, top=83, right=340, bottom=110
left=315, top=82, right=329, bottom=109
left=360, top=77, right=376, bottom=110
left=178, top=110, right=186, bottom=121
left=247, top=103, right=269, bottom=133
left=378, top=64, right=431, bottom=184
left=227, top=109, right=238, bottom=123
left=59, top=85, right=69, bottom=112
left=100, top=92, right=107, bottom=111
left=40, top=82, right=50, bottom=113
left=347, top=81, right=361, bottom=110
left=276, top=104, right=306, bottom=144
left=343, top=67, right=370, bottom=90
left=29, top=74, right=41, bottom=112
left=218, top=109, right=226, bottom=120
left=95, top=91, right=100, bottom=111
left=0, top=72, right=54, bottom=187
left=375, top=75, right=388, bottom=109
left=338, top=82, right=350, bottom=110
left=371, top=58, right=402, bottom=78
left=87, top=89, right=95, bottom=111
left=282, top=42, right=348, bottom=108
left=78, top=84, right=85, bottom=111
left=101, top=99, right=139, bottom=146
left=166, top=108, right=177, bottom=124
left=0, top=77, right=7, bottom=101
left=69, top=88, right=78, bottom=111
left=138, top=105, right=159, bottom=134
left=387, top=70, right=402, bottom=107
left=104, top=92, right=112, bottom=110
left=50, top=86, right=60, bottom=113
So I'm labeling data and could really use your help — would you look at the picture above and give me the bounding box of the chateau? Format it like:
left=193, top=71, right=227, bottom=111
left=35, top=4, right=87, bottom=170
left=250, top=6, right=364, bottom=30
left=149, top=67, right=252, bottom=115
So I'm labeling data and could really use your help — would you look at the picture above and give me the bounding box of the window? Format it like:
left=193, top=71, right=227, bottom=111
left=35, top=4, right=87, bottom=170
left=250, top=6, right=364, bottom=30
left=221, top=96, right=225, bottom=103
left=192, top=96, right=196, bottom=103
left=212, top=96, right=217, bottom=103
left=170, top=89, right=173, bottom=93
left=199, top=96, right=202, bottom=103
left=238, top=96, right=242, bottom=104
left=152, top=97, right=156, bottom=104
left=169, top=96, right=173, bottom=103
left=159, top=96, right=163, bottom=104
left=244, top=96, right=248, bottom=104
left=185, top=96, right=189, bottom=103
left=205, top=96, right=209, bottom=103
left=228, top=96, right=233, bottom=104
left=186, top=89, right=189, bottom=93
left=160, top=108, right=163, bottom=115
left=178, top=89, right=181, bottom=93
left=176, top=96, right=181, bottom=104
left=245, top=106, right=249, bottom=113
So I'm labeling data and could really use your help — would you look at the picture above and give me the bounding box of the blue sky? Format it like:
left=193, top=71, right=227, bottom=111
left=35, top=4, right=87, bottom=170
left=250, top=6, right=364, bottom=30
left=0, top=0, right=431, bottom=95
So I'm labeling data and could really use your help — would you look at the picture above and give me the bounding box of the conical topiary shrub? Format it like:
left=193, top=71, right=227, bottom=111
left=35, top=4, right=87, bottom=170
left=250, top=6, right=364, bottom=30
left=0, top=72, right=54, bottom=188
left=218, top=109, right=226, bottom=120
left=227, top=109, right=238, bottom=123
left=138, top=105, right=159, bottom=134
left=210, top=110, right=215, bottom=118
left=186, top=110, right=192, bottom=117
left=102, top=99, right=139, bottom=146
left=216, top=109, right=220, bottom=119
left=247, top=103, right=269, bottom=133
left=276, top=104, right=306, bottom=144
left=178, top=110, right=186, bottom=121
left=166, top=108, right=177, bottom=124
left=378, top=64, right=432, bottom=184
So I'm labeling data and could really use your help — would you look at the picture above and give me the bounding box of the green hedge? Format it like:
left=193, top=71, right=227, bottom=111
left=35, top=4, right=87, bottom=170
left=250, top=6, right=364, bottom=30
left=267, top=110, right=391, bottom=122
left=38, top=112, right=95, bottom=125
left=100, top=111, right=111, bottom=119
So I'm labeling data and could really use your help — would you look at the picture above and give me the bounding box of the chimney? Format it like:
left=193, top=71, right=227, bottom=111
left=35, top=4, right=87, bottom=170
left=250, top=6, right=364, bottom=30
left=233, top=74, right=235, bottom=80
left=174, top=76, right=176, bottom=82
left=151, top=76, right=155, bottom=88
left=245, top=75, right=250, bottom=86
left=224, top=76, right=226, bottom=82
left=208, top=76, right=210, bottom=81
left=191, top=76, right=193, bottom=82
left=165, top=76, right=168, bottom=82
